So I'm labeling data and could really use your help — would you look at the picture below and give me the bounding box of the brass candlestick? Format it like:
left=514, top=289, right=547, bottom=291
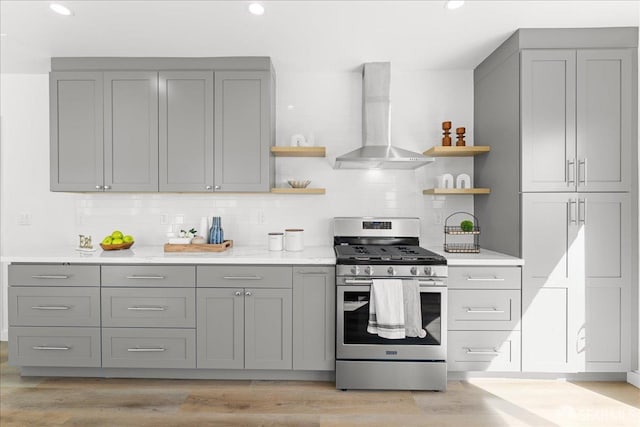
left=442, top=121, right=452, bottom=146
left=456, top=127, right=466, bottom=146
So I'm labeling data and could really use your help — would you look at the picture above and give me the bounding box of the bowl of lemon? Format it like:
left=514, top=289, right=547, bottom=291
left=100, top=230, right=135, bottom=251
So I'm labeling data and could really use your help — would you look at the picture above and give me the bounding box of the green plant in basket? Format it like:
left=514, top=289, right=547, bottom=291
left=460, top=220, right=474, bottom=232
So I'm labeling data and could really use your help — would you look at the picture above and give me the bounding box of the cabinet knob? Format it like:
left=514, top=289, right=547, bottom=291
left=235, top=291, right=242, bottom=296
left=104, top=185, right=111, bottom=190
left=245, top=291, right=252, bottom=296
left=215, top=185, right=221, bottom=190
left=205, top=185, right=213, bottom=190
left=95, top=185, right=103, bottom=190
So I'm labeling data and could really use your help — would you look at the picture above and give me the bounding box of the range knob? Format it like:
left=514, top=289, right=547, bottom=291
left=387, top=267, right=395, bottom=276
left=350, top=266, right=360, bottom=275
left=364, top=266, right=373, bottom=276
left=410, top=266, right=418, bottom=276
left=424, top=266, right=432, bottom=276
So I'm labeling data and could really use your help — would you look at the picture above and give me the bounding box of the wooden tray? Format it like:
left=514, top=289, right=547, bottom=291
left=164, top=240, right=233, bottom=253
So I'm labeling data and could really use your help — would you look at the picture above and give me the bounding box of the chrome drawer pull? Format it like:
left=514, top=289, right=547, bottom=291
left=127, top=347, right=166, bottom=352
left=466, top=276, right=505, bottom=282
left=466, top=348, right=500, bottom=355
left=33, top=346, right=70, bottom=351
left=126, top=275, right=166, bottom=280
left=299, top=272, right=326, bottom=275
left=222, top=276, right=263, bottom=280
left=466, top=307, right=505, bottom=313
left=344, top=279, right=373, bottom=285
left=127, top=306, right=166, bottom=311
left=31, top=275, right=69, bottom=279
left=419, top=280, right=445, bottom=287
left=31, top=306, right=71, bottom=310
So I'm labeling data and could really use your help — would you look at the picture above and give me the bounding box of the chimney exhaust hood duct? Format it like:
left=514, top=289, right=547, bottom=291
left=334, top=62, right=434, bottom=169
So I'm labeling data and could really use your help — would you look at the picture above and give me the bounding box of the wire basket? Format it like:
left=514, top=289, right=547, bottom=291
left=444, top=211, right=480, bottom=253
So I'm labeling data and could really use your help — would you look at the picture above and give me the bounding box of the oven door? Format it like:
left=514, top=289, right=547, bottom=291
left=336, top=280, right=447, bottom=361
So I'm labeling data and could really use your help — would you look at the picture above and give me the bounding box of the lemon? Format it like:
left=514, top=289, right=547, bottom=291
left=102, top=236, right=113, bottom=245
left=111, top=238, right=124, bottom=245
left=111, top=230, right=124, bottom=239
left=123, top=235, right=134, bottom=243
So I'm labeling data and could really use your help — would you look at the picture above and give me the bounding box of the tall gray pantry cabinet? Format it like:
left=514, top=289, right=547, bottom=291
left=49, top=58, right=276, bottom=192
left=473, top=28, right=638, bottom=373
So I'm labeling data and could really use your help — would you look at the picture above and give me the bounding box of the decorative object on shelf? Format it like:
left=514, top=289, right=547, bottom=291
left=209, top=217, right=224, bottom=244
left=456, top=127, right=466, bottom=146
left=290, top=134, right=306, bottom=147
left=164, top=240, right=233, bottom=253
left=436, top=173, right=454, bottom=189
left=442, top=121, right=452, bottom=146
left=268, top=232, right=284, bottom=251
left=444, top=211, right=480, bottom=253
left=456, top=173, right=471, bottom=189
left=288, top=179, right=311, bottom=188
left=191, top=236, right=207, bottom=244
left=299, top=132, right=315, bottom=147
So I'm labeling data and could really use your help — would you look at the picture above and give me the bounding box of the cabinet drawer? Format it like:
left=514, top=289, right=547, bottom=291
left=9, top=327, right=101, bottom=367
left=102, top=265, right=195, bottom=287
left=197, top=265, right=292, bottom=288
left=449, top=266, right=521, bottom=290
left=448, top=330, right=521, bottom=372
left=9, top=264, right=100, bottom=287
left=448, top=290, right=521, bottom=331
left=102, top=288, right=195, bottom=328
left=9, top=287, right=100, bottom=327
left=102, top=328, right=195, bottom=368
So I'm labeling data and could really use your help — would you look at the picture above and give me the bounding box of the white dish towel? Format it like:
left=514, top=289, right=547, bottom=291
left=367, top=279, right=406, bottom=339
left=403, top=280, right=427, bottom=338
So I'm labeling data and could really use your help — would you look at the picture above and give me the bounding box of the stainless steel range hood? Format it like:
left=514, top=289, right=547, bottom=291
left=334, top=62, right=434, bottom=169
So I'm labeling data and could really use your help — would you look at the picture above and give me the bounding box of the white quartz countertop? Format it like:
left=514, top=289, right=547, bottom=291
left=427, top=247, right=524, bottom=266
left=1, top=245, right=337, bottom=265
left=1, top=245, right=522, bottom=266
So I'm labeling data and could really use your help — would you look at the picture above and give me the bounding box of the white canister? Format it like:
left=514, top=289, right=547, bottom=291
left=268, top=232, right=284, bottom=251
left=284, top=229, right=304, bottom=251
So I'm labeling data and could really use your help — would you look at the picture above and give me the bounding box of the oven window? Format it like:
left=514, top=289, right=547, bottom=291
left=342, top=290, right=442, bottom=345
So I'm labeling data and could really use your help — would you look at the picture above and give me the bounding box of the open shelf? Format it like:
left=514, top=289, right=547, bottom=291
left=270, top=188, right=326, bottom=194
left=423, top=188, right=491, bottom=195
left=422, top=146, right=490, bottom=157
left=271, top=146, right=326, bottom=157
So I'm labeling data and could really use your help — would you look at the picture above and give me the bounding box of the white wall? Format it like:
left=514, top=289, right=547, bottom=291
left=0, top=69, right=475, bottom=339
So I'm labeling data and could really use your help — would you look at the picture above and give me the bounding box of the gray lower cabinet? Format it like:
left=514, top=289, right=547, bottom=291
left=102, top=328, right=196, bottom=368
left=292, top=267, right=335, bottom=371
left=9, top=327, right=101, bottom=367
left=447, top=266, right=521, bottom=372
left=197, top=287, right=292, bottom=370
left=10, top=286, right=100, bottom=327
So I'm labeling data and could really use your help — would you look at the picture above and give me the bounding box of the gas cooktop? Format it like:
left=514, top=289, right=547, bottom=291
left=334, top=244, right=447, bottom=265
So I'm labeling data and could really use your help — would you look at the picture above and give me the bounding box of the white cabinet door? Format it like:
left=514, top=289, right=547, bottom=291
left=521, top=193, right=584, bottom=372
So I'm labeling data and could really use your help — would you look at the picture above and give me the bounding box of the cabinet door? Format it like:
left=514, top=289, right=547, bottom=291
left=104, top=71, right=159, bottom=191
left=521, top=50, right=577, bottom=192
left=582, top=193, right=630, bottom=371
left=50, top=72, right=104, bottom=191
left=521, top=193, right=584, bottom=372
left=159, top=71, right=215, bottom=192
left=196, top=288, right=244, bottom=369
left=244, top=288, right=292, bottom=370
left=214, top=71, right=272, bottom=192
left=292, top=267, right=335, bottom=371
left=576, top=49, right=632, bottom=192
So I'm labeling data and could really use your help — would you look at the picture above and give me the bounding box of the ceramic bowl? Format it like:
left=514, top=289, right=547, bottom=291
left=288, top=180, right=311, bottom=188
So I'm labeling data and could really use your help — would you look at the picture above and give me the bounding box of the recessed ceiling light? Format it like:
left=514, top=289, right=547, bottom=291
left=445, top=0, right=465, bottom=10
left=248, top=2, right=265, bottom=16
left=49, top=3, right=73, bottom=16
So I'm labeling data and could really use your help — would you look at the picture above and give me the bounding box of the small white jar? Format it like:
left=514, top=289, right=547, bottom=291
left=268, top=232, right=284, bottom=251
left=284, top=229, right=304, bottom=251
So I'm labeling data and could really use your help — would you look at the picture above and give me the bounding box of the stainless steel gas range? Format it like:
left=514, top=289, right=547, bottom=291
left=333, top=217, right=448, bottom=391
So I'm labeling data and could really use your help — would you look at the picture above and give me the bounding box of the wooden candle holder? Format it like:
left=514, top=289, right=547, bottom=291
left=442, top=121, right=452, bottom=146
left=456, top=127, right=466, bottom=146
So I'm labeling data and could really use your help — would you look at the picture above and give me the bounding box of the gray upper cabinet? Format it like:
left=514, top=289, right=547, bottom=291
left=159, top=71, right=215, bottom=192
left=214, top=71, right=274, bottom=192
left=50, top=72, right=104, bottom=191
left=104, top=71, right=159, bottom=191
left=521, top=48, right=633, bottom=193
left=50, top=58, right=275, bottom=193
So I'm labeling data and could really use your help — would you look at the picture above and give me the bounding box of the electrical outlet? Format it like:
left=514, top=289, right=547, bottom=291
left=18, top=212, right=31, bottom=225
left=160, top=213, right=169, bottom=225
left=434, top=212, right=443, bottom=225
left=258, top=210, right=265, bottom=224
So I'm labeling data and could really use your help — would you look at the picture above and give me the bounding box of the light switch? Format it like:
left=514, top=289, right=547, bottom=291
left=18, top=212, right=31, bottom=225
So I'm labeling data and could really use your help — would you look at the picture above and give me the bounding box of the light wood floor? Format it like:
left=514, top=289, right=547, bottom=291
left=1, top=342, right=639, bottom=427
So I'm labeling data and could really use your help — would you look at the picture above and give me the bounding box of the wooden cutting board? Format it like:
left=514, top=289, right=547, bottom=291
left=164, top=240, right=233, bottom=253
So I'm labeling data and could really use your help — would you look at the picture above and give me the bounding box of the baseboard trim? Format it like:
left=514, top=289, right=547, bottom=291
left=1, top=329, right=7, bottom=342
left=627, top=370, right=640, bottom=388
left=448, top=371, right=627, bottom=381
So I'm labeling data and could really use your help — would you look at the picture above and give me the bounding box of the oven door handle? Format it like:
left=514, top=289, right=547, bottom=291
left=344, top=279, right=374, bottom=285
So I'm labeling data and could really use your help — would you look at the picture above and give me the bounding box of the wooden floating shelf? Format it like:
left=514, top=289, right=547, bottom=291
left=270, top=146, right=326, bottom=157
left=423, top=188, right=491, bottom=195
left=422, top=146, right=490, bottom=157
left=270, top=188, right=326, bottom=194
